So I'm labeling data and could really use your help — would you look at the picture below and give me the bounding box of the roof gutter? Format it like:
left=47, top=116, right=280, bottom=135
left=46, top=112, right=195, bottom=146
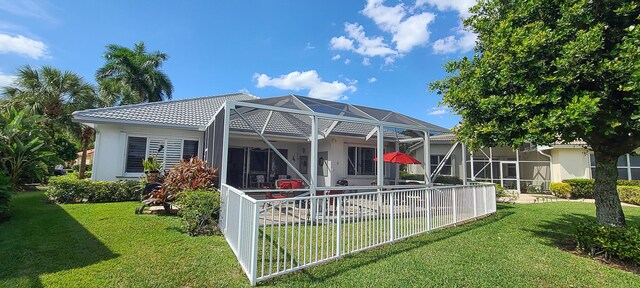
left=72, top=116, right=204, bottom=131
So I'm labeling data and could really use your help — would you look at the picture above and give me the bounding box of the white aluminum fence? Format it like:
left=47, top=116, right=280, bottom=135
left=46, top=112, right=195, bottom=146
left=220, top=184, right=497, bottom=285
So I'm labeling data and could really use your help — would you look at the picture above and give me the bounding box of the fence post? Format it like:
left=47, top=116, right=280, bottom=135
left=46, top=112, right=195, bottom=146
left=483, top=185, right=488, bottom=215
left=452, top=188, right=457, bottom=224
left=390, top=192, right=395, bottom=241
left=237, top=197, right=244, bottom=251
left=336, top=196, right=342, bottom=257
left=473, top=186, right=477, bottom=218
left=250, top=202, right=260, bottom=286
left=426, top=188, right=431, bottom=231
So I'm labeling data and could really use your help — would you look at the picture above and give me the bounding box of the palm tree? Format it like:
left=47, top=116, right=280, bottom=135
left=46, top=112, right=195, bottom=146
left=96, top=42, right=173, bottom=103
left=1, top=65, right=97, bottom=138
left=2, top=65, right=99, bottom=179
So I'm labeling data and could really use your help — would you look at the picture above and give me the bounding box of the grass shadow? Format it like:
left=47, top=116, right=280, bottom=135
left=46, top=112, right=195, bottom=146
left=0, top=192, right=118, bottom=287
left=262, top=209, right=514, bottom=286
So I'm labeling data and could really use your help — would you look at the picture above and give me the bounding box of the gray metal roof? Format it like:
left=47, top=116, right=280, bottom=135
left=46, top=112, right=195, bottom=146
left=73, top=93, right=258, bottom=130
left=73, top=93, right=451, bottom=137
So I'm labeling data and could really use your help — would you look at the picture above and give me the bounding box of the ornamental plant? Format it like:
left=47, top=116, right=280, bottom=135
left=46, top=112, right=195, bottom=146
left=162, top=157, right=218, bottom=196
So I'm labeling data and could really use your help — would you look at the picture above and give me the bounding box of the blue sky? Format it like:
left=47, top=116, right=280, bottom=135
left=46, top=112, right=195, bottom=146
left=0, top=0, right=476, bottom=129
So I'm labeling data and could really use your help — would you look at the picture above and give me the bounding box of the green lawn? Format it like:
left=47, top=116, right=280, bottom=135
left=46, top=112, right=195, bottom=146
left=1, top=192, right=639, bottom=287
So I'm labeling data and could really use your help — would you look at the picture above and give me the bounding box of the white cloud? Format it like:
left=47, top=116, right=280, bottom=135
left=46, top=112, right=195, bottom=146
left=428, top=107, right=449, bottom=116
left=344, top=58, right=351, bottom=65
left=331, top=54, right=341, bottom=60
left=415, top=0, right=476, bottom=18
left=331, top=23, right=397, bottom=58
left=0, top=71, right=16, bottom=88
left=0, top=34, right=47, bottom=59
left=363, top=0, right=435, bottom=54
left=329, top=0, right=436, bottom=65
left=329, top=36, right=354, bottom=50
left=238, top=88, right=250, bottom=94
left=0, top=0, right=57, bottom=22
left=305, top=42, right=315, bottom=50
left=368, top=77, right=377, bottom=83
left=432, top=26, right=477, bottom=54
left=253, top=70, right=356, bottom=101
left=393, top=13, right=435, bottom=53
left=362, top=58, right=370, bottom=66
left=417, top=0, right=478, bottom=54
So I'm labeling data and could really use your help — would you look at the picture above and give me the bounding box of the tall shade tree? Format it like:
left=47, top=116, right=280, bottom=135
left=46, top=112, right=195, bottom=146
left=96, top=42, right=173, bottom=103
left=431, top=0, right=640, bottom=226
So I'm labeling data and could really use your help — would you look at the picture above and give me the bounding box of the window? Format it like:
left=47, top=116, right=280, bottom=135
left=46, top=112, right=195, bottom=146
left=183, top=140, right=199, bottom=160
left=126, top=137, right=147, bottom=173
left=125, top=136, right=199, bottom=174
left=430, top=155, right=453, bottom=175
left=590, top=153, right=640, bottom=180
left=348, top=146, right=376, bottom=175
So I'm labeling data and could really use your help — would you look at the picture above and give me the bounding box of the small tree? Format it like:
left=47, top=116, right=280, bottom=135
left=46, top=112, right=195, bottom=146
left=0, top=108, right=57, bottom=188
left=431, top=1, right=640, bottom=226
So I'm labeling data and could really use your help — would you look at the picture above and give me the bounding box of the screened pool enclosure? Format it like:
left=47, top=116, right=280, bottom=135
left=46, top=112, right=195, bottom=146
left=205, top=95, right=497, bottom=285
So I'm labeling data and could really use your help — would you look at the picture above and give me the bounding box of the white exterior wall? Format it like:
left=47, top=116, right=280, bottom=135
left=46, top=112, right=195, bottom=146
left=92, top=124, right=204, bottom=181
left=550, top=147, right=590, bottom=182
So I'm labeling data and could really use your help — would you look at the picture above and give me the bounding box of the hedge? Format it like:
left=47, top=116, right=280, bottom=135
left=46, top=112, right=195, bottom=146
left=562, top=179, right=594, bottom=199
left=550, top=182, right=571, bottom=199
left=0, top=172, right=11, bottom=220
left=576, top=220, right=640, bottom=265
left=618, top=186, right=640, bottom=206
left=400, top=171, right=424, bottom=181
left=176, top=190, right=221, bottom=236
left=46, top=174, right=144, bottom=204
left=434, top=175, right=463, bottom=185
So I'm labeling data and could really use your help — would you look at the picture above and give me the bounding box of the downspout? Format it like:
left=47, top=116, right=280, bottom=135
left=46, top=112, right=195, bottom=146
left=537, top=146, right=553, bottom=189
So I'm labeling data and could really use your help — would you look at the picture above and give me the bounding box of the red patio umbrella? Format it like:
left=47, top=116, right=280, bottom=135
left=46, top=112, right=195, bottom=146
left=374, top=151, right=421, bottom=164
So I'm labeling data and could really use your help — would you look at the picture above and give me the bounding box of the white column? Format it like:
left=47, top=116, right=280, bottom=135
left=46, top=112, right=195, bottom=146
left=377, top=125, right=384, bottom=189
left=310, top=115, right=318, bottom=196
left=461, top=143, right=468, bottom=185
left=424, top=131, right=431, bottom=185
left=395, top=141, right=400, bottom=185
left=470, top=152, right=475, bottom=181
left=489, top=147, right=494, bottom=184
left=515, top=149, right=521, bottom=193
left=220, top=103, right=231, bottom=185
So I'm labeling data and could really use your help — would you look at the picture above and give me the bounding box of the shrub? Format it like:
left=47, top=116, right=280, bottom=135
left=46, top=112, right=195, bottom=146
left=495, top=184, right=508, bottom=198
left=434, top=175, right=463, bottom=185
left=71, top=164, right=92, bottom=171
left=0, top=172, right=11, bottom=220
left=400, top=171, right=424, bottom=181
left=562, top=179, right=594, bottom=199
left=575, top=220, right=640, bottom=265
left=617, top=180, right=640, bottom=187
left=618, top=186, right=640, bottom=206
left=163, top=157, right=219, bottom=195
left=550, top=182, right=572, bottom=199
left=46, top=175, right=143, bottom=204
left=176, top=189, right=221, bottom=236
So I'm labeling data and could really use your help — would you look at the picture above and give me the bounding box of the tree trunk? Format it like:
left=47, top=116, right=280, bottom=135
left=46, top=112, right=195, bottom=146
left=592, top=150, right=626, bottom=226
left=78, top=128, right=93, bottom=179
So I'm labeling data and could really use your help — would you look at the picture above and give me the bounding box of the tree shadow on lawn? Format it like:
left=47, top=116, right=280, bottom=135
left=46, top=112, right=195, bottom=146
left=526, top=208, right=640, bottom=249
left=262, top=207, right=514, bottom=286
left=0, top=192, right=118, bottom=287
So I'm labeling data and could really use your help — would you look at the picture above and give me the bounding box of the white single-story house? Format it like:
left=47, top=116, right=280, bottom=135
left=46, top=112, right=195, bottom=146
left=407, top=133, right=640, bottom=192
left=72, top=93, right=451, bottom=191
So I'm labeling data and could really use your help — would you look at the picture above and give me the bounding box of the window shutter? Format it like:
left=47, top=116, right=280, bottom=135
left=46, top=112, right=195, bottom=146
left=148, top=138, right=166, bottom=169
left=164, top=139, right=183, bottom=170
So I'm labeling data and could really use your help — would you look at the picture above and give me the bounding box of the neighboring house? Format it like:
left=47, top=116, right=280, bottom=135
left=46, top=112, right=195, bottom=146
left=407, top=133, right=640, bottom=192
left=72, top=93, right=450, bottom=190
left=74, top=149, right=94, bottom=166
